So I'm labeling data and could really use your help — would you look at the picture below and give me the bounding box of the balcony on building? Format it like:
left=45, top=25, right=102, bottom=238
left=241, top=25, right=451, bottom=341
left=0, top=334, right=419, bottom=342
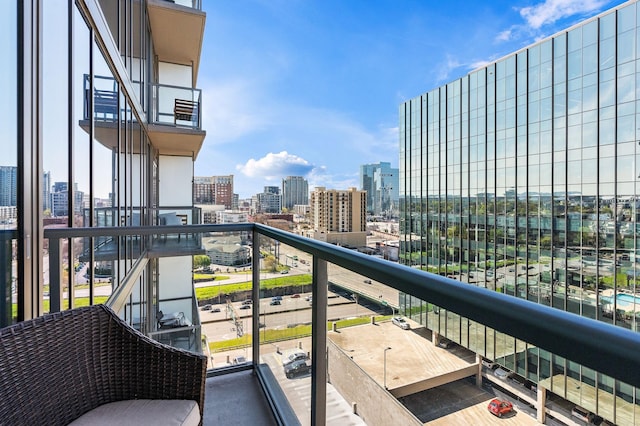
left=25, top=223, right=640, bottom=425
left=147, top=82, right=206, bottom=158
left=72, top=206, right=206, bottom=262
left=147, top=0, right=205, bottom=86
left=80, top=74, right=206, bottom=159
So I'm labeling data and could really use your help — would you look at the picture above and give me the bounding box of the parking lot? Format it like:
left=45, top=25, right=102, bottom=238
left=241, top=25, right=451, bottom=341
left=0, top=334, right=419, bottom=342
left=329, top=320, right=543, bottom=425
left=401, top=378, right=541, bottom=425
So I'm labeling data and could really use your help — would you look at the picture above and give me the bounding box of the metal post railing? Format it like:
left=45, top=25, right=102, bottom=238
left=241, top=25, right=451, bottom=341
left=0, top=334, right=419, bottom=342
left=311, top=257, right=327, bottom=426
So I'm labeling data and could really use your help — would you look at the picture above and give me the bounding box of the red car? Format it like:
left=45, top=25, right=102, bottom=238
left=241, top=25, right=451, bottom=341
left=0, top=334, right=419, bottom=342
left=488, top=398, right=513, bottom=417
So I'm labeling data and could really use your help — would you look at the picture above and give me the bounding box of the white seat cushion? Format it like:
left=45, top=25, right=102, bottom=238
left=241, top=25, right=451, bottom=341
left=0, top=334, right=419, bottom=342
left=68, top=399, right=200, bottom=426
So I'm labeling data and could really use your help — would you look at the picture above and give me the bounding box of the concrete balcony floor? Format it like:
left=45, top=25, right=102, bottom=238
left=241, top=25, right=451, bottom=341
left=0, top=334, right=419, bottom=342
left=203, top=370, right=276, bottom=426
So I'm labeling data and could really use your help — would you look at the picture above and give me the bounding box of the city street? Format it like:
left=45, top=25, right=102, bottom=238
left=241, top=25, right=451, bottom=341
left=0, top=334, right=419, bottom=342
left=201, top=291, right=384, bottom=341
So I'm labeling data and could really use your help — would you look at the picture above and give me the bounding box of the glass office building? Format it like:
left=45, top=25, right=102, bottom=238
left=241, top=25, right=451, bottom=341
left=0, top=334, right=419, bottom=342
left=400, top=1, right=640, bottom=423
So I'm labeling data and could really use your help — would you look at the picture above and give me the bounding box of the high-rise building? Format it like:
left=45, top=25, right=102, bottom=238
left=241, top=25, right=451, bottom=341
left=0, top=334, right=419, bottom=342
left=193, top=175, right=234, bottom=208
left=0, top=166, right=17, bottom=207
left=311, top=187, right=366, bottom=246
left=255, top=186, right=282, bottom=213
left=360, top=162, right=398, bottom=216
left=50, top=182, right=84, bottom=218
left=3, top=1, right=206, bottom=340
left=213, top=175, right=234, bottom=209
left=42, top=171, right=51, bottom=213
left=399, top=2, right=640, bottom=423
left=193, top=176, right=215, bottom=204
left=281, top=176, right=308, bottom=210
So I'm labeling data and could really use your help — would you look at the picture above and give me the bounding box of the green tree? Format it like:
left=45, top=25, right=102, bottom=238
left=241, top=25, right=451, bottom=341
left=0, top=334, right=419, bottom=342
left=193, top=255, right=211, bottom=268
left=263, top=255, right=279, bottom=272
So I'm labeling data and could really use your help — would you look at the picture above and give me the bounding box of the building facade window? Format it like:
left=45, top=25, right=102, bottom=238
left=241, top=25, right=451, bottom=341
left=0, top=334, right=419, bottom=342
left=400, top=3, right=640, bottom=423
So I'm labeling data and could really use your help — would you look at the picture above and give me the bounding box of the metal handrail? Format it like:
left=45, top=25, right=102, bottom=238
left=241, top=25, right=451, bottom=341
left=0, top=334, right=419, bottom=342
left=42, top=222, right=640, bottom=388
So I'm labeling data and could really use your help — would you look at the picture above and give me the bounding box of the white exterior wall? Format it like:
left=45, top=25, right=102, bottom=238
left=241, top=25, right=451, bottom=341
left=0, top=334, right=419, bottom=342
left=158, top=256, right=194, bottom=322
left=159, top=155, right=192, bottom=206
left=157, top=154, right=194, bottom=321
left=158, top=62, right=192, bottom=87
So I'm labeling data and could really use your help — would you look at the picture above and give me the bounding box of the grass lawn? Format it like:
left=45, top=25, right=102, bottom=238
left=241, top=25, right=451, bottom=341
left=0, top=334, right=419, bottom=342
left=209, top=315, right=392, bottom=353
left=196, top=274, right=312, bottom=300
left=193, top=274, right=229, bottom=281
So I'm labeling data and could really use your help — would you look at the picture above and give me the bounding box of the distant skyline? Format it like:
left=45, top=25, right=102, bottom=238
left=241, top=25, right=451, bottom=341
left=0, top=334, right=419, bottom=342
left=5, top=1, right=627, bottom=201
left=195, top=0, right=627, bottom=198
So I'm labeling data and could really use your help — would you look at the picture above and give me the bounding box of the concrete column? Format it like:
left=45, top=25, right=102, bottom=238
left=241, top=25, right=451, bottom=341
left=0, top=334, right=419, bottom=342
left=475, top=354, right=483, bottom=388
left=536, top=386, right=546, bottom=424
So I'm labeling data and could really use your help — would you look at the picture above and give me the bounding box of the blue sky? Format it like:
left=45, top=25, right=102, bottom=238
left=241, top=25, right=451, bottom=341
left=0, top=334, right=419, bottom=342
left=196, top=0, right=626, bottom=198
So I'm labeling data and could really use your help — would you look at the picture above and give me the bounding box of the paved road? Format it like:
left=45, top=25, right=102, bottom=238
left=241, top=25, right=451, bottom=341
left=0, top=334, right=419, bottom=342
left=201, top=292, right=384, bottom=341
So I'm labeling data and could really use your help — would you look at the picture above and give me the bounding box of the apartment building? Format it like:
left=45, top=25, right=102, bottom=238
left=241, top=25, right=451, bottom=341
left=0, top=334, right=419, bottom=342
left=400, top=2, right=640, bottom=423
left=311, top=187, right=366, bottom=247
left=193, top=175, right=234, bottom=208
left=254, top=186, right=282, bottom=214
left=2, top=0, right=206, bottom=342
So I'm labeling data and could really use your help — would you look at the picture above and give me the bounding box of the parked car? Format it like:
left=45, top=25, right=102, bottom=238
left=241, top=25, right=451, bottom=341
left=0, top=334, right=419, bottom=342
left=270, top=299, right=281, bottom=305
left=487, top=398, right=513, bottom=417
left=481, top=358, right=495, bottom=369
left=437, top=339, right=454, bottom=349
left=232, top=355, right=247, bottom=365
left=494, top=367, right=512, bottom=380
left=284, top=359, right=311, bottom=378
left=291, top=294, right=301, bottom=298
left=280, top=270, right=289, bottom=274
left=392, top=317, right=410, bottom=330
left=211, top=307, right=221, bottom=313
left=201, top=304, right=212, bottom=311
left=239, top=304, right=251, bottom=310
left=571, top=406, right=595, bottom=424
left=272, top=295, right=283, bottom=301
left=363, top=279, right=372, bottom=284
left=282, top=350, right=307, bottom=366
left=241, top=299, right=252, bottom=305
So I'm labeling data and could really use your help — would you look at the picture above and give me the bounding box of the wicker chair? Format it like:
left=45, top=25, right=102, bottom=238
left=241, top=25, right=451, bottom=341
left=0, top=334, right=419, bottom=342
left=0, top=304, right=207, bottom=426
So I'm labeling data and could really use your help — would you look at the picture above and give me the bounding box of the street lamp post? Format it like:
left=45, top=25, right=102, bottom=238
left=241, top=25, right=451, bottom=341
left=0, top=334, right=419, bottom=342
left=384, top=346, right=392, bottom=389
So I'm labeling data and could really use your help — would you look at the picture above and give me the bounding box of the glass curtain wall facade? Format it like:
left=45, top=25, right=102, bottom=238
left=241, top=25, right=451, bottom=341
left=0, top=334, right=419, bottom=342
left=0, top=2, right=18, bottom=325
left=400, top=2, right=640, bottom=423
left=0, top=0, right=209, bottom=331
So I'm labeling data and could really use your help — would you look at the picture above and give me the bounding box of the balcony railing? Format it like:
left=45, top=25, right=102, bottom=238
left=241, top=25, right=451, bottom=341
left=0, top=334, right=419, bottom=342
left=151, top=83, right=202, bottom=129
left=39, top=223, right=640, bottom=425
left=163, top=0, right=202, bottom=10
left=82, top=75, right=202, bottom=130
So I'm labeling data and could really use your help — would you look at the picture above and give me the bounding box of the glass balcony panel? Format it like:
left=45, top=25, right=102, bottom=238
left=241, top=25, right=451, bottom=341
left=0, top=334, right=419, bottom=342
left=38, top=223, right=640, bottom=423
left=152, top=84, right=202, bottom=129
left=149, top=288, right=201, bottom=353
left=0, top=229, right=17, bottom=325
left=199, top=231, right=253, bottom=368
left=173, top=0, right=201, bottom=8
left=259, top=240, right=312, bottom=423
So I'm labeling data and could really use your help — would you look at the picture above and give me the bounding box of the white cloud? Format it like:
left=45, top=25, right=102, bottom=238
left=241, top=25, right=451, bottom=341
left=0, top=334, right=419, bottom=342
left=236, top=151, right=316, bottom=179
left=470, top=60, right=492, bottom=71
left=435, top=55, right=462, bottom=82
left=495, top=29, right=513, bottom=42
left=518, top=0, right=608, bottom=29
